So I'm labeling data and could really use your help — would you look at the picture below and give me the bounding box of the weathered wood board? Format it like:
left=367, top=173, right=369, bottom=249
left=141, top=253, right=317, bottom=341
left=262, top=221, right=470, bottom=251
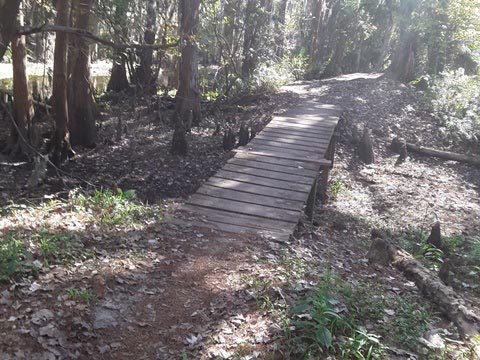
left=176, top=100, right=342, bottom=242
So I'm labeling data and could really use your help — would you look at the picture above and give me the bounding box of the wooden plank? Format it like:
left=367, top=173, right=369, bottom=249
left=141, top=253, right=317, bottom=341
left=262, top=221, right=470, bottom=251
left=240, top=144, right=328, bottom=159
left=254, top=132, right=331, bottom=146
left=275, top=114, right=340, bottom=123
left=269, top=120, right=337, bottom=132
left=197, top=185, right=304, bottom=211
left=228, top=157, right=318, bottom=178
left=272, top=118, right=339, bottom=128
left=266, top=125, right=335, bottom=138
left=206, top=177, right=309, bottom=202
left=193, top=220, right=290, bottom=241
left=250, top=138, right=328, bottom=152
left=233, top=152, right=319, bottom=170
left=187, top=194, right=301, bottom=223
left=214, top=169, right=312, bottom=193
left=234, top=148, right=332, bottom=167
left=181, top=205, right=295, bottom=236
left=222, top=163, right=314, bottom=185
left=261, top=127, right=333, bottom=141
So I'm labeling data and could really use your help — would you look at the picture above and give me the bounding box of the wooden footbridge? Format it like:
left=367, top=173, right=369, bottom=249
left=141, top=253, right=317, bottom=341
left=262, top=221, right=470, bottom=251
left=179, top=99, right=342, bottom=242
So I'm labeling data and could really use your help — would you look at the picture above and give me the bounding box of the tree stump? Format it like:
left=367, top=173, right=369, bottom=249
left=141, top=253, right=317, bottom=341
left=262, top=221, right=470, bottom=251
left=427, top=221, right=442, bottom=250
left=358, top=127, right=375, bottom=164
left=391, top=137, right=408, bottom=166
left=222, top=129, right=236, bottom=151
left=237, top=124, right=249, bottom=146
left=171, top=128, right=188, bottom=155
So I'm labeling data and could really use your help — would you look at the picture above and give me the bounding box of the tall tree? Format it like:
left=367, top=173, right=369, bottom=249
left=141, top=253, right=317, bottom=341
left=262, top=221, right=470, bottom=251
left=107, top=0, right=130, bottom=92
left=51, top=0, right=74, bottom=163
left=0, top=0, right=22, bottom=61
left=170, top=0, right=201, bottom=155
left=10, top=1, right=35, bottom=155
left=136, top=0, right=157, bottom=92
left=387, top=0, right=418, bottom=82
left=241, top=0, right=263, bottom=79
left=68, top=0, right=96, bottom=147
left=274, top=0, right=288, bottom=58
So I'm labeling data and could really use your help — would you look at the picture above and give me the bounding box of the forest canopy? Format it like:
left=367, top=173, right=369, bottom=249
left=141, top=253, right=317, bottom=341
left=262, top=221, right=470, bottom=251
left=1, top=0, right=480, bottom=159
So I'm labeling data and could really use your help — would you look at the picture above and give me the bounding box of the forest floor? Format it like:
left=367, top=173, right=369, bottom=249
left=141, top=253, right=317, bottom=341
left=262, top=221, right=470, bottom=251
left=0, top=74, right=479, bottom=359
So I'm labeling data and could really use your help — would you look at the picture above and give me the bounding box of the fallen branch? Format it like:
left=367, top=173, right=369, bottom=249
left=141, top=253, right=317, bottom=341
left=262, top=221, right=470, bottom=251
left=391, top=137, right=480, bottom=167
left=368, top=236, right=480, bottom=356
left=18, top=25, right=179, bottom=51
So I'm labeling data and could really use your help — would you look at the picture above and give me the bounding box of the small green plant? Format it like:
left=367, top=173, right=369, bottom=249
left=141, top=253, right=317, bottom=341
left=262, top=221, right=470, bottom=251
left=442, top=235, right=465, bottom=254
left=291, top=286, right=346, bottom=352
left=341, top=327, right=385, bottom=360
left=329, top=179, right=347, bottom=198
left=279, top=249, right=307, bottom=280
left=68, top=288, right=95, bottom=304
left=0, top=234, right=32, bottom=281
left=340, top=282, right=385, bottom=325
left=289, top=278, right=385, bottom=359
left=241, top=274, right=272, bottom=294
left=389, top=298, right=431, bottom=351
left=71, top=188, right=160, bottom=226
left=420, top=243, right=444, bottom=270
left=32, top=231, right=81, bottom=267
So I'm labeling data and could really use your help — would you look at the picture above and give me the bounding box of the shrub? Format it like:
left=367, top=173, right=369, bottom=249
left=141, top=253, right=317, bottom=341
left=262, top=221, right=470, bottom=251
left=429, top=69, right=480, bottom=144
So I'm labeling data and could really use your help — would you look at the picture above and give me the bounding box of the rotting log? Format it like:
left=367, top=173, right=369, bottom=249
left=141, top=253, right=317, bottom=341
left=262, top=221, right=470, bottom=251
left=391, top=137, right=480, bottom=167
left=368, top=237, right=480, bottom=355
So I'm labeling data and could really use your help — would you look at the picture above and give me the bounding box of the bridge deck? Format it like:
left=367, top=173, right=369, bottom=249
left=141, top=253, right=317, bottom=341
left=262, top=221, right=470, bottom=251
left=180, top=100, right=342, bottom=241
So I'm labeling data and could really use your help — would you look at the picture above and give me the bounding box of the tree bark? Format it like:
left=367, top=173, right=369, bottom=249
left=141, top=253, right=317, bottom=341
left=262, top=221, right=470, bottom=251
left=274, top=0, right=288, bottom=58
left=10, top=5, right=35, bottom=155
left=51, top=0, right=74, bottom=163
left=0, top=0, right=22, bottom=62
left=358, top=127, right=374, bottom=164
left=170, top=0, right=201, bottom=156
left=68, top=0, right=96, bottom=147
left=136, top=0, right=156, bottom=92
left=241, top=0, right=265, bottom=80
left=309, top=0, right=324, bottom=67
left=107, top=0, right=130, bottom=92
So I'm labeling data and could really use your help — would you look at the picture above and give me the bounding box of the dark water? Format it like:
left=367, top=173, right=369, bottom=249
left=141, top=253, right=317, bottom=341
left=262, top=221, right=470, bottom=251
left=0, top=74, right=110, bottom=99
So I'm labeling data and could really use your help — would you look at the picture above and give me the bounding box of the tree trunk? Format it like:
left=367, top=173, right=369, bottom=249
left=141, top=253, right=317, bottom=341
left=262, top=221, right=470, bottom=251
left=51, top=0, right=74, bottom=163
left=136, top=0, right=156, bottom=92
left=0, top=0, right=21, bottom=62
left=274, top=0, right=288, bottom=58
left=309, top=0, right=324, bottom=67
left=68, top=0, right=96, bottom=147
left=387, top=30, right=417, bottom=83
left=107, top=0, right=130, bottom=92
left=241, top=0, right=265, bottom=80
left=170, top=0, right=201, bottom=156
left=10, top=4, right=35, bottom=155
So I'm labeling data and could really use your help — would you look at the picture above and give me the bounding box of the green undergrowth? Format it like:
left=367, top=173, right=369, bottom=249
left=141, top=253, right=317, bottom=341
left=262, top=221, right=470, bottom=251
left=241, top=247, right=435, bottom=359
left=70, top=188, right=160, bottom=227
left=285, top=270, right=432, bottom=358
left=0, top=188, right=161, bottom=282
left=399, top=227, right=480, bottom=290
